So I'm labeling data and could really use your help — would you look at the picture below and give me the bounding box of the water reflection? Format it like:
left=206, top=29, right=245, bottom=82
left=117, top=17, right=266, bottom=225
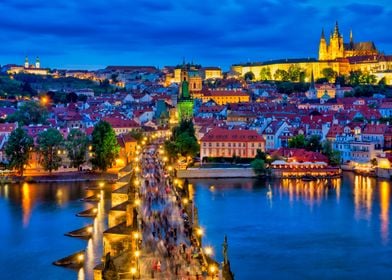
left=280, top=178, right=341, bottom=206
left=22, top=183, right=32, bottom=227
left=380, top=181, right=390, bottom=244
left=354, top=175, right=374, bottom=220
left=0, top=182, right=108, bottom=280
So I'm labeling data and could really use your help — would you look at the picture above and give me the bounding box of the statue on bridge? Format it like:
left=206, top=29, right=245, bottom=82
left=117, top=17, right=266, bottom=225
left=102, top=252, right=119, bottom=280
left=222, top=235, right=235, bottom=280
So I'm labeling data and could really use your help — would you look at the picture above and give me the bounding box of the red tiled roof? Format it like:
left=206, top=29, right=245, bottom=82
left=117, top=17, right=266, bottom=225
left=200, top=128, right=265, bottom=142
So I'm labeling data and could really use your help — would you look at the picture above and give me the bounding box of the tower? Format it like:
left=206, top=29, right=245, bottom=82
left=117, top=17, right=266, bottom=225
left=35, top=56, right=40, bottom=69
left=329, top=21, right=344, bottom=59
left=24, top=56, right=29, bottom=68
left=306, top=71, right=317, bottom=100
left=318, top=28, right=328, bottom=60
left=177, top=69, right=194, bottom=121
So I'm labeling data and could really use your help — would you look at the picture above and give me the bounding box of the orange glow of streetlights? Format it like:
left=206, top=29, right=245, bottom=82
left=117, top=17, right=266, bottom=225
left=204, top=246, right=213, bottom=256
left=196, top=227, right=204, bottom=237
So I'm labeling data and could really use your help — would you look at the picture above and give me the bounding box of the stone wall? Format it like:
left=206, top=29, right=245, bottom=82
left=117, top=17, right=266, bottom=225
left=177, top=168, right=256, bottom=178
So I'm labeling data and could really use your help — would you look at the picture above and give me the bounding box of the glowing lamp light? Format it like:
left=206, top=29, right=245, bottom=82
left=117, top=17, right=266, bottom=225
left=134, top=250, right=140, bottom=258
left=209, top=265, right=216, bottom=273
left=196, top=227, right=204, bottom=236
left=133, top=232, right=140, bottom=239
left=92, top=208, right=98, bottom=213
left=87, top=226, right=93, bottom=233
left=204, top=246, right=213, bottom=256
left=131, top=267, right=137, bottom=275
left=78, top=254, right=84, bottom=262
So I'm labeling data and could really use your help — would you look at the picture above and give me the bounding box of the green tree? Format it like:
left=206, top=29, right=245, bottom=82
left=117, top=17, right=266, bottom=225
left=251, top=159, right=266, bottom=176
left=305, top=135, right=322, bottom=152
left=37, top=128, right=64, bottom=173
left=322, top=140, right=341, bottom=166
left=348, top=70, right=362, bottom=86
left=91, top=121, right=120, bottom=171
left=165, top=119, right=199, bottom=161
left=321, top=67, right=336, bottom=83
left=5, top=127, right=34, bottom=176
left=288, top=134, right=306, bottom=149
left=259, top=67, right=271, bottom=81
left=66, top=129, right=88, bottom=168
left=287, top=64, right=302, bottom=82
left=255, top=149, right=267, bottom=161
left=244, top=71, right=255, bottom=81
left=7, top=101, right=48, bottom=125
left=274, top=69, right=289, bottom=81
left=176, top=132, right=199, bottom=157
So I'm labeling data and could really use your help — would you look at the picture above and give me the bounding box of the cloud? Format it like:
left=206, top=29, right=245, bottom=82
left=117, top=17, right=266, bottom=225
left=0, top=0, right=389, bottom=70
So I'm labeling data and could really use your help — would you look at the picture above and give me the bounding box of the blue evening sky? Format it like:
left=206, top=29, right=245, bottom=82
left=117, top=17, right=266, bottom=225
left=0, top=0, right=390, bottom=70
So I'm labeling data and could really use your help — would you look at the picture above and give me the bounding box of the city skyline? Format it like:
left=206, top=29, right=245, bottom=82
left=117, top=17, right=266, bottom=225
left=0, top=0, right=391, bottom=70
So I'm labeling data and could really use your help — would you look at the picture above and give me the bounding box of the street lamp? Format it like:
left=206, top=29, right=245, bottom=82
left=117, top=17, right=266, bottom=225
left=209, top=264, right=217, bottom=279
left=130, top=267, right=137, bottom=280
left=204, top=246, right=213, bottom=256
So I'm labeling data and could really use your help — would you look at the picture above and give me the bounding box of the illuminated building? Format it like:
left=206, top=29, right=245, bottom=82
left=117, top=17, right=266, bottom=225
left=177, top=68, right=194, bottom=121
left=193, top=89, right=250, bottom=105
left=6, top=56, right=49, bottom=75
left=231, top=22, right=392, bottom=84
left=200, top=127, right=265, bottom=160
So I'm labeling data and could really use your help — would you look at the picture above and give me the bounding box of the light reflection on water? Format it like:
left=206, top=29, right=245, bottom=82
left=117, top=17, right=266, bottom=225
left=0, top=181, right=109, bottom=280
left=1, top=174, right=391, bottom=279
left=193, top=173, right=392, bottom=279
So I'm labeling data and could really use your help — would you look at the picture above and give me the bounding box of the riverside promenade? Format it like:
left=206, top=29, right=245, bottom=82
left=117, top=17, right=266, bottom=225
left=94, top=142, right=234, bottom=279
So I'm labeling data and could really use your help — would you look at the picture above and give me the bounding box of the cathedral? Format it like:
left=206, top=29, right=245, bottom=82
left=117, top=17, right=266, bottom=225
left=318, top=22, right=378, bottom=60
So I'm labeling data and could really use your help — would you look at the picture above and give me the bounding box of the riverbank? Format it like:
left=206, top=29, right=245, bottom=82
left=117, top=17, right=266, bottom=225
left=0, top=171, right=118, bottom=183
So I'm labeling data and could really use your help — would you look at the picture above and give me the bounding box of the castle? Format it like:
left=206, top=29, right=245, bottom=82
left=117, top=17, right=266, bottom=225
left=231, top=22, right=392, bottom=85
left=319, top=22, right=378, bottom=60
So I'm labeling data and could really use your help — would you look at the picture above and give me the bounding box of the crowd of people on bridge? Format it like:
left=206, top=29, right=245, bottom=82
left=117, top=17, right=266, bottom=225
left=137, top=146, right=207, bottom=279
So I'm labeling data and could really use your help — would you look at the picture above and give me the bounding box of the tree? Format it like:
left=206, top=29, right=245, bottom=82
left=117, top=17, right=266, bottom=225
left=5, top=127, right=34, bottom=176
left=37, top=128, right=64, bottom=173
left=322, top=140, right=341, bottom=166
left=255, top=149, right=267, bottom=161
left=348, top=70, right=362, bottom=86
left=176, top=132, right=199, bottom=157
left=259, top=67, right=271, bottom=81
left=288, top=134, right=306, bottom=149
left=321, top=67, right=336, bottom=83
left=91, top=121, right=120, bottom=171
left=165, top=119, right=199, bottom=161
left=305, top=135, right=322, bottom=152
left=287, top=64, right=302, bottom=82
left=274, top=69, right=289, bottom=81
left=251, top=159, right=266, bottom=176
left=7, top=101, right=48, bottom=125
left=66, top=92, right=78, bottom=103
left=66, top=129, right=88, bottom=168
left=244, top=71, right=255, bottom=81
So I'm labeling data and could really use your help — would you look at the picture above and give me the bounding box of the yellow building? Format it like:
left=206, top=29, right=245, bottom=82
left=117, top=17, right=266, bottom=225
left=202, top=67, right=222, bottom=79
left=231, top=22, right=392, bottom=85
left=319, top=22, right=378, bottom=60
left=194, top=89, right=250, bottom=105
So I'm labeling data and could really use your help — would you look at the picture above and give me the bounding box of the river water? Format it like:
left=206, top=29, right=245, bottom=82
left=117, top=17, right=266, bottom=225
left=1, top=173, right=392, bottom=279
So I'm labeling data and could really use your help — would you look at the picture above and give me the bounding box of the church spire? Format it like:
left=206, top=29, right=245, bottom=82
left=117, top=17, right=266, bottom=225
left=350, top=29, right=353, bottom=44
left=24, top=56, right=29, bottom=68
left=333, top=21, right=340, bottom=37
left=321, top=28, right=325, bottom=40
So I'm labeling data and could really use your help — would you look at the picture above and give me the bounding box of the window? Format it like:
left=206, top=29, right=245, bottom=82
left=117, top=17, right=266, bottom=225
left=203, top=143, right=206, bottom=147
left=251, top=143, right=254, bottom=148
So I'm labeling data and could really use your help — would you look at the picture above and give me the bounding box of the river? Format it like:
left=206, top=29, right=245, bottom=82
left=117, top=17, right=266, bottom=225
left=1, top=173, right=392, bottom=279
